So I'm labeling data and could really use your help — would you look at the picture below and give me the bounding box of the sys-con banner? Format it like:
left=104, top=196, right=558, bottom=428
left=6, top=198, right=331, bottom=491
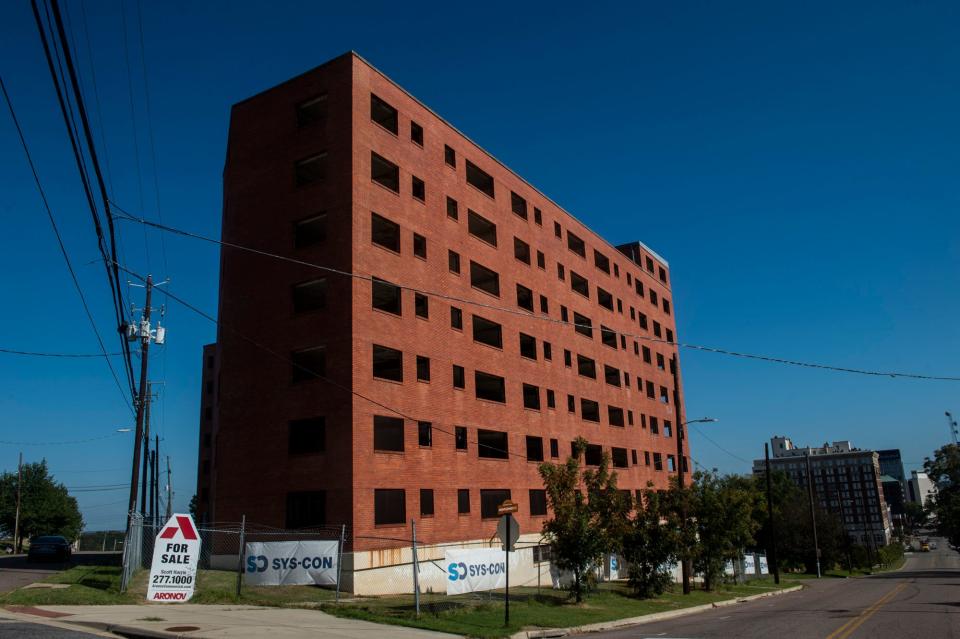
left=244, top=540, right=339, bottom=586
left=147, top=514, right=201, bottom=602
left=445, top=548, right=521, bottom=595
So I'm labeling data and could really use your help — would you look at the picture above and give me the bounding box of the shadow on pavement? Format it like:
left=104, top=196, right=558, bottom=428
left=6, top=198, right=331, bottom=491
left=868, top=570, right=960, bottom=580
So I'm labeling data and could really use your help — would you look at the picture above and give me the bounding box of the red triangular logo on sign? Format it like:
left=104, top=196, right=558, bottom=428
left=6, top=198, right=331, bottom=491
left=159, top=515, right=198, bottom=540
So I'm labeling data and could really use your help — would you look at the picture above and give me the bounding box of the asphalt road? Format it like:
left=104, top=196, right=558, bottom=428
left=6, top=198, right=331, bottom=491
left=0, top=552, right=121, bottom=594
left=0, top=619, right=105, bottom=638
left=588, top=539, right=960, bottom=639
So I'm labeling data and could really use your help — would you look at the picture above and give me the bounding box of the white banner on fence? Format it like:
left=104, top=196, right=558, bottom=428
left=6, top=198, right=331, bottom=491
left=724, top=560, right=735, bottom=576
left=244, top=541, right=339, bottom=586
left=744, top=554, right=757, bottom=575
left=146, top=513, right=201, bottom=603
left=759, top=555, right=769, bottom=574
left=445, top=548, right=520, bottom=595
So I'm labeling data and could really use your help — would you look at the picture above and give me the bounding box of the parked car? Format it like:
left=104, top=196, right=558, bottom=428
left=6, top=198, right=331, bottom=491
left=27, top=536, right=72, bottom=562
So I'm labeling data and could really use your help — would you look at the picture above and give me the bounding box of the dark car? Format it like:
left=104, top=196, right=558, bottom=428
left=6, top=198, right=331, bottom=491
left=27, top=535, right=72, bottom=562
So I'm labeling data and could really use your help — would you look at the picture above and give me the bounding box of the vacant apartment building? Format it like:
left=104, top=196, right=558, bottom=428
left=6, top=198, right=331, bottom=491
left=754, top=436, right=892, bottom=548
left=199, top=52, right=685, bottom=592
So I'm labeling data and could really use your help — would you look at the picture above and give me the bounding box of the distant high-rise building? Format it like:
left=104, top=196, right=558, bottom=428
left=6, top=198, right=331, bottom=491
left=907, top=471, right=937, bottom=508
left=754, top=436, right=892, bottom=547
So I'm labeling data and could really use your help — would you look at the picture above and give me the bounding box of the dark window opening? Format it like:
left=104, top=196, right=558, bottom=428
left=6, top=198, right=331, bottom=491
left=654, top=321, right=662, bottom=338
left=466, top=160, right=495, bottom=198
left=475, top=371, right=506, bottom=403
left=635, top=280, right=645, bottom=297
left=415, top=293, right=429, bottom=319
left=411, top=176, right=425, bottom=201
left=646, top=381, right=656, bottom=399
left=646, top=256, right=655, bottom=273
left=631, top=449, right=638, bottom=465
left=604, top=364, right=621, bottom=387
left=651, top=289, right=659, bottom=305
left=453, top=365, right=465, bottom=389
left=289, top=417, right=325, bottom=455
left=577, top=355, right=597, bottom=379
left=543, top=341, right=552, bottom=360
left=372, top=344, right=403, bottom=382
left=294, top=213, right=327, bottom=248
left=550, top=438, right=559, bottom=458
left=410, top=121, right=423, bottom=146
left=370, top=94, right=398, bottom=133
left=608, top=406, right=625, bottom=427
left=611, top=447, right=628, bottom=468
left=418, top=421, right=432, bottom=447
left=374, top=489, right=405, bottom=525
left=570, top=271, right=589, bottom=298
left=563, top=349, right=572, bottom=367
left=449, top=249, right=461, bottom=274
left=444, top=145, right=457, bottom=167
left=546, top=389, right=556, bottom=408
left=557, top=263, right=565, bottom=281
left=534, top=208, right=542, bottom=225
left=594, top=250, right=610, bottom=274
left=514, top=237, right=531, bottom=264
left=529, top=489, right=547, bottom=516
left=374, top=415, right=404, bottom=452
left=600, top=326, right=617, bottom=349
left=286, top=491, right=325, bottom=528
left=450, top=306, right=463, bottom=330
left=458, top=488, right=470, bottom=513
left=539, top=295, right=549, bottom=314
left=296, top=94, right=327, bottom=127
left=653, top=453, right=663, bottom=471
left=657, top=352, right=665, bottom=370
left=416, top=355, right=431, bottom=382
left=472, top=315, right=503, bottom=349
left=584, top=443, right=602, bottom=466
left=478, top=429, right=509, bottom=459
left=413, top=233, right=426, bottom=259
left=292, top=346, right=325, bottom=383
left=650, top=416, right=659, bottom=434
left=573, top=312, right=593, bottom=338
left=639, top=312, right=649, bottom=330
left=516, top=283, right=534, bottom=312
left=554, top=221, right=562, bottom=238
left=293, top=278, right=327, bottom=312
left=446, top=196, right=459, bottom=220
left=561, top=306, right=569, bottom=322
left=526, top=435, right=544, bottom=461
left=295, top=153, right=327, bottom=187
left=511, top=191, right=528, bottom=219
left=371, top=152, right=400, bottom=192
left=480, top=489, right=511, bottom=518
left=597, top=288, right=614, bottom=311
left=519, top=333, right=537, bottom=360
left=470, top=261, right=500, bottom=297
left=567, top=394, right=576, bottom=413
left=372, top=278, right=402, bottom=315
left=537, top=250, right=546, bottom=269
left=664, top=298, right=672, bottom=315
left=659, top=266, right=668, bottom=283
left=522, top=383, right=540, bottom=410
left=371, top=212, right=400, bottom=252
left=468, top=210, right=498, bottom=246
left=567, top=231, right=586, bottom=258
left=581, top=398, right=601, bottom=422
left=642, top=346, right=652, bottom=363
left=420, top=488, right=434, bottom=516
left=660, top=386, right=670, bottom=404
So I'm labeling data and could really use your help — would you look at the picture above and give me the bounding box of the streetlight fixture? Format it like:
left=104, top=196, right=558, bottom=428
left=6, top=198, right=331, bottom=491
left=675, top=415, right=719, bottom=594
left=683, top=417, right=718, bottom=426
left=117, top=428, right=132, bottom=433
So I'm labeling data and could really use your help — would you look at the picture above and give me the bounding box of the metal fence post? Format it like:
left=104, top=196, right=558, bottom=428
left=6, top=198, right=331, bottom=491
left=235, top=515, right=246, bottom=598
left=335, top=524, right=345, bottom=603
left=411, top=519, right=421, bottom=618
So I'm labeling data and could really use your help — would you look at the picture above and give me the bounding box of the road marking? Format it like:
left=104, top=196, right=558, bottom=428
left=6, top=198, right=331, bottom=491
left=824, top=582, right=907, bottom=639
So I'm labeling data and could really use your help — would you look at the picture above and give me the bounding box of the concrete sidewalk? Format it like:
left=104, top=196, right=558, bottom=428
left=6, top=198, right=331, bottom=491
left=0, top=604, right=461, bottom=639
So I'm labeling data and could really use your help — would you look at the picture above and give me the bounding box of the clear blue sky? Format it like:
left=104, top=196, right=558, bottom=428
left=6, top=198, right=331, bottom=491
left=1, top=1, right=957, bottom=531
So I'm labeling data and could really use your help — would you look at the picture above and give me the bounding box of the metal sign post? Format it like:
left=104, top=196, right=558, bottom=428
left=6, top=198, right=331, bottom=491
left=496, top=500, right=519, bottom=627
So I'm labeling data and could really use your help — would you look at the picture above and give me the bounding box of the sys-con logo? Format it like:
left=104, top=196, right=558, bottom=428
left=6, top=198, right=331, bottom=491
left=447, top=561, right=506, bottom=581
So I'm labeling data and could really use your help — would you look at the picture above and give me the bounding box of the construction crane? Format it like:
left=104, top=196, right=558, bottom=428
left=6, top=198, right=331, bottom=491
left=947, top=411, right=959, bottom=445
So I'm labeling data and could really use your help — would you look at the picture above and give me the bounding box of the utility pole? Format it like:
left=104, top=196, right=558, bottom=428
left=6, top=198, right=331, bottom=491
left=153, top=434, right=160, bottom=527
left=126, top=275, right=154, bottom=523
left=764, top=443, right=780, bottom=584
left=140, top=382, right=152, bottom=518
left=165, top=455, right=172, bottom=520
left=671, top=354, right=691, bottom=595
left=836, top=488, right=853, bottom=573
left=13, top=452, right=22, bottom=553
left=805, top=451, right=821, bottom=578
left=148, top=449, right=156, bottom=527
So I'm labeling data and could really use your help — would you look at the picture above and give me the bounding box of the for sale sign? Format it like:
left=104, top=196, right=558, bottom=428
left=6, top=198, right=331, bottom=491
left=146, top=514, right=201, bottom=602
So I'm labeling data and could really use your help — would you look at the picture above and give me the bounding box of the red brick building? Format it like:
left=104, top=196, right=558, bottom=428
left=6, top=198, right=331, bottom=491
left=198, top=52, right=687, bottom=588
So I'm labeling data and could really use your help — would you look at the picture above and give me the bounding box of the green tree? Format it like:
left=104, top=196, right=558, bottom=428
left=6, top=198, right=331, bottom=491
left=925, top=445, right=960, bottom=546
left=903, top=501, right=928, bottom=533
left=623, top=483, right=681, bottom=597
left=0, top=460, right=82, bottom=550
left=539, top=437, right=627, bottom=602
left=188, top=494, right=199, bottom=520
left=776, top=494, right=847, bottom=573
left=689, top=471, right=761, bottom=590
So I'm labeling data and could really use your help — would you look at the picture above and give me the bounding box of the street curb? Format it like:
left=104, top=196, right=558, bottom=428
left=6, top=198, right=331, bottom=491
left=68, top=620, right=199, bottom=639
left=510, top=585, right=804, bottom=639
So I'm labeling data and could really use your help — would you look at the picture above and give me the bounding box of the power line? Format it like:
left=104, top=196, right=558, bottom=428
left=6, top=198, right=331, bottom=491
left=0, top=431, right=128, bottom=447
left=0, top=346, right=123, bottom=358
left=111, top=207, right=960, bottom=383
left=0, top=74, right=132, bottom=413
left=690, top=424, right=752, bottom=465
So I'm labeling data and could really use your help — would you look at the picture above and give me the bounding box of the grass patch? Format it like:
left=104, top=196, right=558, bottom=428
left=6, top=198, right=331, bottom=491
left=323, top=579, right=801, bottom=639
left=1, top=567, right=337, bottom=608
left=0, top=566, right=133, bottom=606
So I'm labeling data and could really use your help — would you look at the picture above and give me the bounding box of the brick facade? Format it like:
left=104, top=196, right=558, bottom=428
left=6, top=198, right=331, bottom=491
left=204, top=52, right=687, bottom=551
